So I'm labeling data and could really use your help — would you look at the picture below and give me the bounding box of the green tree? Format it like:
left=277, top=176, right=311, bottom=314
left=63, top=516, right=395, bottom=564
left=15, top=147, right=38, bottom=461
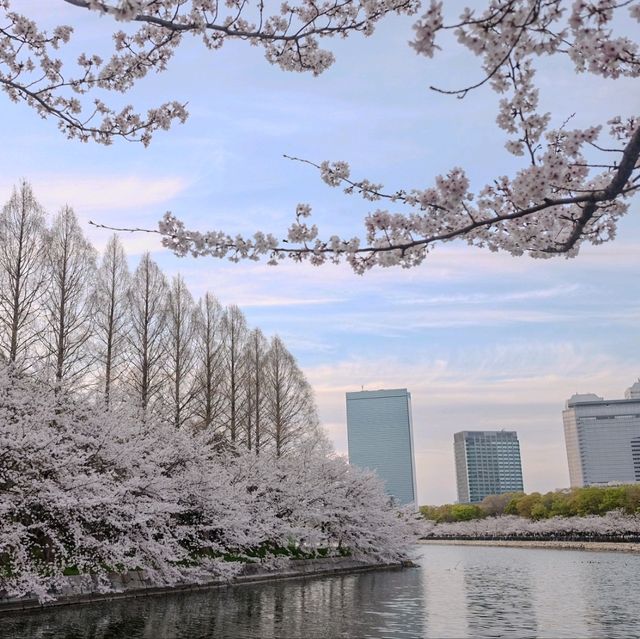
left=570, top=487, right=605, bottom=516
left=530, top=502, right=549, bottom=520
left=504, top=493, right=526, bottom=516
left=623, top=485, right=640, bottom=514
left=549, top=491, right=572, bottom=518
left=512, top=493, right=543, bottom=519
left=599, top=487, right=626, bottom=514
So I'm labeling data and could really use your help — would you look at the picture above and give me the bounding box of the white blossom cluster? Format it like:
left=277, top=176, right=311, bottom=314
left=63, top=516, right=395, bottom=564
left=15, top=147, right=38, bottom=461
left=3, top=2, right=638, bottom=266
left=0, top=0, right=417, bottom=144
left=420, top=511, right=640, bottom=539
left=0, top=2, right=188, bottom=145
left=0, top=365, right=415, bottom=603
left=153, top=1, right=639, bottom=271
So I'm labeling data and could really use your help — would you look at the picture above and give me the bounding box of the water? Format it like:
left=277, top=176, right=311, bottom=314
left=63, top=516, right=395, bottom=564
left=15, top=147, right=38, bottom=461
left=2, top=544, right=640, bottom=638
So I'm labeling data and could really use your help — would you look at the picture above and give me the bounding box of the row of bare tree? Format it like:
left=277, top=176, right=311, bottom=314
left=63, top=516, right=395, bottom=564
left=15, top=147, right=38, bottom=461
left=0, top=181, right=318, bottom=455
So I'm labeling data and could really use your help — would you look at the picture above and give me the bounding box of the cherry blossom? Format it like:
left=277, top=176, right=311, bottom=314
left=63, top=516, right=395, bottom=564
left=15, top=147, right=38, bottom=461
left=4, top=2, right=639, bottom=266
left=146, top=1, right=638, bottom=269
left=0, top=1, right=418, bottom=144
left=0, top=366, right=415, bottom=603
left=421, top=511, right=640, bottom=540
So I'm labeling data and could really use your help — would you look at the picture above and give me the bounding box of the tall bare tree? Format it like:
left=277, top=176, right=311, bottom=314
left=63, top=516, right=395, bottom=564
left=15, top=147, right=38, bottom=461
left=0, top=182, right=47, bottom=371
left=264, top=335, right=318, bottom=457
left=93, top=234, right=130, bottom=405
left=193, top=292, right=225, bottom=433
left=126, top=253, right=168, bottom=412
left=165, top=274, right=199, bottom=429
left=43, top=206, right=97, bottom=389
left=243, top=328, right=268, bottom=453
left=221, top=304, right=248, bottom=444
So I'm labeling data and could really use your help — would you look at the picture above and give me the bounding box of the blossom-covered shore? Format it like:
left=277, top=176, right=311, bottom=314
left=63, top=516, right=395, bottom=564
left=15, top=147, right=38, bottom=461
left=420, top=511, right=640, bottom=542
left=0, top=367, right=415, bottom=603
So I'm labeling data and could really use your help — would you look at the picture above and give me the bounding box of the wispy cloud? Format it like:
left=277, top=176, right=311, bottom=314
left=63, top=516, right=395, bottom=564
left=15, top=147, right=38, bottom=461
left=0, top=175, right=189, bottom=214
left=391, top=283, right=582, bottom=306
left=237, top=296, right=346, bottom=308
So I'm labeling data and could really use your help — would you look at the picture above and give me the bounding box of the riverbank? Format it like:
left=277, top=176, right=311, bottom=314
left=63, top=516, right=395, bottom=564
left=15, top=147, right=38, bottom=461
left=0, top=557, right=410, bottom=614
left=419, top=538, right=640, bottom=553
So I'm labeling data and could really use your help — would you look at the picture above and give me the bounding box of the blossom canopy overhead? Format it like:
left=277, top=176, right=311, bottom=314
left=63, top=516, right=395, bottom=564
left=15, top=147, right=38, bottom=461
left=2, top=1, right=639, bottom=271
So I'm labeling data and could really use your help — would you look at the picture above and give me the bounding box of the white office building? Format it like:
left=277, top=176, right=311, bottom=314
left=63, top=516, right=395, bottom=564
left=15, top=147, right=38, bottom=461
left=563, top=381, right=640, bottom=487
left=345, top=388, right=417, bottom=506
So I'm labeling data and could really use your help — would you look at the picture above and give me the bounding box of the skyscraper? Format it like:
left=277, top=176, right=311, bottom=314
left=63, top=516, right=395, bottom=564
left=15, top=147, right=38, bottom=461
left=454, top=430, right=524, bottom=503
left=345, top=388, right=417, bottom=506
left=563, top=381, right=640, bottom=487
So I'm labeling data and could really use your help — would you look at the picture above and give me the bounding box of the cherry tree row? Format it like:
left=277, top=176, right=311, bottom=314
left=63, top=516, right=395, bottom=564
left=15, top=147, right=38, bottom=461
left=0, top=181, right=317, bottom=454
left=421, top=511, right=640, bottom=539
left=0, top=366, right=415, bottom=603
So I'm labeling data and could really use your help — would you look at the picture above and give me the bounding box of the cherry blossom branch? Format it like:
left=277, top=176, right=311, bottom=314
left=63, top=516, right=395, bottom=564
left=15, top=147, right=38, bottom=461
left=428, top=1, right=541, bottom=99
left=64, top=0, right=418, bottom=46
left=1, top=76, right=187, bottom=145
left=1, top=1, right=419, bottom=144
left=283, top=155, right=448, bottom=209
left=89, top=120, right=640, bottom=273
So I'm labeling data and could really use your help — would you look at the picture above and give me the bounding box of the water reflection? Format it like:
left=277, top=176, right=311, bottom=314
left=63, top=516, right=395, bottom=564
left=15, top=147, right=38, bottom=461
left=463, top=554, right=537, bottom=638
left=2, top=546, right=640, bottom=638
left=421, top=552, right=468, bottom=637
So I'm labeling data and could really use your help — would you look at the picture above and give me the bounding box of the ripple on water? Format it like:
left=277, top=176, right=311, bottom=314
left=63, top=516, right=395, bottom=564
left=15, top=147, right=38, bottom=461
left=2, top=545, right=640, bottom=638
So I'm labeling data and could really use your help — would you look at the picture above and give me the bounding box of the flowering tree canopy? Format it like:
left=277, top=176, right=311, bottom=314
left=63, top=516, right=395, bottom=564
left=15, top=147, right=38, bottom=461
left=4, top=1, right=640, bottom=270
left=0, top=366, right=415, bottom=602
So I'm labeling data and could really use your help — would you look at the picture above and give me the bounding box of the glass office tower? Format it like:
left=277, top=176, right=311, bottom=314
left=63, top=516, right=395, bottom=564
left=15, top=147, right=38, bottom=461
left=346, top=388, right=417, bottom=506
left=454, top=430, right=524, bottom=503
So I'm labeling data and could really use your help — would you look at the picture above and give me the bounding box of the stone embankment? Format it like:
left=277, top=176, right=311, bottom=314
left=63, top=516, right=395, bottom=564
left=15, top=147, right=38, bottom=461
left=0, top=557, right=411, bottom=614
left=419, top=539, right=640, bottom=553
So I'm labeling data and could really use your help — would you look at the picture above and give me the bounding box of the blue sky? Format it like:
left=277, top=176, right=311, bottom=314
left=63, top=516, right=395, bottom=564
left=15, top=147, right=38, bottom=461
left=2, top=3, right=639, bottom=504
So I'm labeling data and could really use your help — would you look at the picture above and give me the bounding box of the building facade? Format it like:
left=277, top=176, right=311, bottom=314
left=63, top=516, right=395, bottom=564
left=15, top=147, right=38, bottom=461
left=563, top=381, right=640, bottom=487
left=345, top=388, right=417, bottom=506
left=454, top=430, right=524, bottom=503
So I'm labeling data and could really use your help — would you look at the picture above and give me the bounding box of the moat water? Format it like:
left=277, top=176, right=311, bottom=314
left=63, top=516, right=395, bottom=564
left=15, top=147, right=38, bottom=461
left=2, top=544, right=640, bottom=638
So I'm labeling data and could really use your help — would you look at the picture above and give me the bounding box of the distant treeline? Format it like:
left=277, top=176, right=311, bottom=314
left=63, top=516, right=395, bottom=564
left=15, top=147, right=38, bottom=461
left=420, top=484, right=640, bottom=522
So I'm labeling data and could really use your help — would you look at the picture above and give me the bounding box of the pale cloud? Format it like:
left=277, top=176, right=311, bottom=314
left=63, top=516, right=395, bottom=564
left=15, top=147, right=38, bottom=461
left=305, top=342, right=636, bottom=404
left=88, top=231, right=169, bottom=258
left=155, top=239, right=640, bottom=296
left=0, top=175, right=189, bottom=214
left=235, top=296, right=346, bottom=309
left=391, top=283, right=582, bottom=306
left=327, top=308, right=577, bottom=337
left=274, top=335, right=334, bottom=354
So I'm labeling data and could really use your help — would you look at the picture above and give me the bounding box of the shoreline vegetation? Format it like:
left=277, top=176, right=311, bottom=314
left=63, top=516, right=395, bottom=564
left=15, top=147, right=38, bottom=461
left=419, top=512, right=640, bottom=546
left=420, top=484, right=640, bottom=523
left=0, top=367, right=414, bottom=606
left=419, top=486, right=640, bottom=549
left=419, top=485, right=640, bottom=545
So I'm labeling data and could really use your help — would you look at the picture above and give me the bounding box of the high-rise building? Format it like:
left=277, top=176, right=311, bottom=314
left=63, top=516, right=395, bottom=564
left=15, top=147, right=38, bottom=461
left=563, top=381, right=640, bottom=487
left=454, top=430, right=524, bottom=503
left=345, top=388, right=417, bottom=506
